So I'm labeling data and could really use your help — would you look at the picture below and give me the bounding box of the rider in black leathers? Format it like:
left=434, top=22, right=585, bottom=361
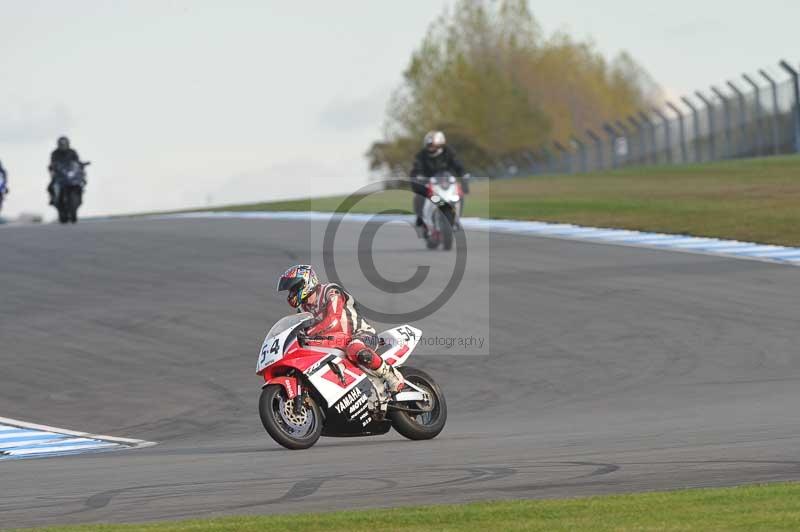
left=409, top=131, right=468, bottom=235
left=48, top=136, right=82, bottom=205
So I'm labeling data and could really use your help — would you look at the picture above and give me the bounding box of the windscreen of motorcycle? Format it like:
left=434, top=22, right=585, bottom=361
left=256, top=312, right=314, bottom=373
left=434, top=181, right=461, bottom=203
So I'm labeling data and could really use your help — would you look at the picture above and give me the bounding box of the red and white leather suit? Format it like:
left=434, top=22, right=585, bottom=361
left=300, top=283, right=383, bottom=371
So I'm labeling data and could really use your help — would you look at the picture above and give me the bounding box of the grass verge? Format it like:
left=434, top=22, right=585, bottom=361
left=193, top=155, right=800, bottom=246
left=19, top=482, right=800, bottom=532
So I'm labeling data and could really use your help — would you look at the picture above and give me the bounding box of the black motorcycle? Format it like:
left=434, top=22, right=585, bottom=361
left=52, top=161, right=90, bottom=224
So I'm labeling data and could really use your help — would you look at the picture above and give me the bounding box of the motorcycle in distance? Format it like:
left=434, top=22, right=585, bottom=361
left=256, top=312, right=447, bottom=450
left=421, top=172, right=463, bottom=251
left=52, top=161, right=90, bottom=224
left=0, top=167, right=7, bottom=216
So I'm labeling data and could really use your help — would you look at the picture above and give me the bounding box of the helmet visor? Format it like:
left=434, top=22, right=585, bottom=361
left=277, top=276, right=303, bottom=293
left=278, top=277, right=305, bottom=308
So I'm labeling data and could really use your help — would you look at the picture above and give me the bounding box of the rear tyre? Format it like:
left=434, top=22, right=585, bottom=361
left=389, top=366, right=447, bottom=440
left=259, top=384, right=323, bottom=450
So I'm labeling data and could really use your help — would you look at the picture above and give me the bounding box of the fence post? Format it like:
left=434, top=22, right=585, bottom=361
left=571, top=136, right=587, bottom=173
left=711, top=86, right=732, bottom=159
left=586, top=129, right=603, bottom=170
left=726, top=81, right=747, bottom=157
left=524, top=151, right=539, bottom=175
left=681, top=96, right=701, bottom=162
left=553, top=141, right=569, bottom=174
left=666, top=102, right=687, bottom=164
left=638, top=111, right=657, bottom=164
left=779, top=60, right=800, bottom=153
left=603, top=122, right=619, bottom=168
left=614, top=120, right=631, bottom=167
left=627, top=115, right=645, bottom=165
left=759, top=69, right=781, bottom=155
left=520, top=151, right=536, bottom=175
left=533, top=152, right=545, bottom=175
left=653, top=108, right=672, bottom=164
left=742, top=74, right=763, bottom=156
left=538, top=147, right=553, bottom=174
left=695, top=91, right=716, bottom=160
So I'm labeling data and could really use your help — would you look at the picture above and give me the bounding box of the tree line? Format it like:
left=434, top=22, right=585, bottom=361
left=367, top=0, right=661, bottom=176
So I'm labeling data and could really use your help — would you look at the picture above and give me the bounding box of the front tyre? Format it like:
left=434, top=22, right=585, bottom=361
left=259, top=385, right=323, bottom=450
left=68, top=189, right=80, bottom=223
left=389, top=366, right=447, bottom=440
left=440, top=207, right=454, bottom=251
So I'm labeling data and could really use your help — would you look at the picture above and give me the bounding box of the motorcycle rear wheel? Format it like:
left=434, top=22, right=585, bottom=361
left=259, top=385, right=323, bottom=450
left=389, top=366, right=447, bottom=440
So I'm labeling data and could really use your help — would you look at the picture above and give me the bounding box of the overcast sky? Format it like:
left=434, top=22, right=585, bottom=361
left=1, top=0, right=799, bottom=218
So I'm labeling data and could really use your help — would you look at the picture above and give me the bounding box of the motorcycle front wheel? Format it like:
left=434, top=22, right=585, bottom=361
left=67, top=190, right=80, bottom=223
left=259, top=384, right=323, bottom=450
left=389, top=366, right=447, bottom=440
left=440, top=208, right=455, bottom=251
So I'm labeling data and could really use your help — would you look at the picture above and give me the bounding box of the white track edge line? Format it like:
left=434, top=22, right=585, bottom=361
left=143, top=211, right=800, bottom=269
left=9, top=210, right=800, bottom=269
left=0, top=417, right=156, bottom=448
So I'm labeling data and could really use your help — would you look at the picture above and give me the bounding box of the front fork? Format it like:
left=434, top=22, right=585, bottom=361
left=292, top=380, right=305, bottom=412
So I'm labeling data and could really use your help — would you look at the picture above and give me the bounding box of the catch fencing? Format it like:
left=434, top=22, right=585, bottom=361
left=486, top=60, right=800, bottom=177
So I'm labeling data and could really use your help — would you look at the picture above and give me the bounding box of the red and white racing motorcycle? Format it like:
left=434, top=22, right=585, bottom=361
left=256, top=312, right=447, bottom=449
left=422, top=173, right=463, bottom=251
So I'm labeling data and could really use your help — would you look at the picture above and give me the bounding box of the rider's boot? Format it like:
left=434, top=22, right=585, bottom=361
left=374, top=360, right=405, bottom=394
left=353, top=346, right=405, bottom=394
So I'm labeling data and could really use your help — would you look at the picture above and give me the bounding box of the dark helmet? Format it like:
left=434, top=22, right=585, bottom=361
left=57, top=136, right=70, bottom=150
left=277, top=265, right=320, bottom=308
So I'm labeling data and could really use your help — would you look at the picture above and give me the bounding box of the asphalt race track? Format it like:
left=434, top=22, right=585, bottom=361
left=2, top=217, right=800, bottom=528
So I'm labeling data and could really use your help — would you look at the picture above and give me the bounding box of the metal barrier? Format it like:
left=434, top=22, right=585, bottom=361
left=488, top=59, right=800, bottom=177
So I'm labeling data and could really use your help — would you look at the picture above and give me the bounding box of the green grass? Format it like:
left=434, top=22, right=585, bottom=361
left=196, top=155, right=800, bottom=246
left=18, top=482, right=800, bottom=531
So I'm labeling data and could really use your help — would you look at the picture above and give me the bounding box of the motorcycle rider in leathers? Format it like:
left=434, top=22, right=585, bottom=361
left=48, top=136, right=82, bottom=206
left=409, top=130, right=469, bottom=237
left=277, top=265, right=405, bottom=394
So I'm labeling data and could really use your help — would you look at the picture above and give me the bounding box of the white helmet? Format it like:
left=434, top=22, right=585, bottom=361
left=423, top=130, right=446, bottom=156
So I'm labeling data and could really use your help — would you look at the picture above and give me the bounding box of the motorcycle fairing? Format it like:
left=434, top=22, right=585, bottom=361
left=256, top=314, right=313, bottom=373
left=304, top=353, right=369, bottom=408
left=262, top=374, right=300, bottom=399
left=377, top=325, right=421, bottom=366
left=321, top=378, right=392, bottom=437
left=256, top=315, right=424, bottom=432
